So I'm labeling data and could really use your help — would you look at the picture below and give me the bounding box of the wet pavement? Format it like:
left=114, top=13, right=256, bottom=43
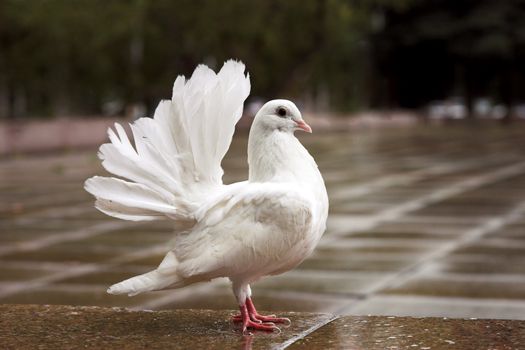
left=1, top=124, right=525, bottom=322
left=1, top=304, right=524, bottom=349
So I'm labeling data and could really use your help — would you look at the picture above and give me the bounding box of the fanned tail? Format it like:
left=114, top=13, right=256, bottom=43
left=84, top=60, right=251, bottom=222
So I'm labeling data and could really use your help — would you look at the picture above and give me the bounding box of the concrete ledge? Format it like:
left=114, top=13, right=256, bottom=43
left=0, top=305, right=523, bottom=349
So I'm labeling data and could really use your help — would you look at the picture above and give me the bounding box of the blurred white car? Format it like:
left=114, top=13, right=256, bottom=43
left=427, top=98, right=468, bottom=120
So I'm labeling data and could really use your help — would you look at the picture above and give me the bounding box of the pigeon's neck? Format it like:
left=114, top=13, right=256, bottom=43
left=247, top=125, right=317, bottom=183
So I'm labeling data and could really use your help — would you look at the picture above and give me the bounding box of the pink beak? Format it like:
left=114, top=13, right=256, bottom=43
left=295, top=120, right=312, bottom=133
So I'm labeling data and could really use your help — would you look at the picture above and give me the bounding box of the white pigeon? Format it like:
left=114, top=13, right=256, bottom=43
left=84, top=60, right=328, bottom=333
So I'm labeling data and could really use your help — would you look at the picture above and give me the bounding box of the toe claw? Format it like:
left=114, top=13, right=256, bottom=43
left=279, top=317, right=292, bottom=326
left=231, top=315, right=243, bottom=323
left=254, top=315, right=291, bottom=324
left=242, top=320, right=280, bottom=333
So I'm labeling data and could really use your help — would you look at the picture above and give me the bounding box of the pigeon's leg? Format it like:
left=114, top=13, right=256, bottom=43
left=232, top=285, right=291, bottom=325
left=238, top=303, right=279, bottom=334
left=231, top=284, right=263, bottom=323
left=231, top=282, right=279, bottom=333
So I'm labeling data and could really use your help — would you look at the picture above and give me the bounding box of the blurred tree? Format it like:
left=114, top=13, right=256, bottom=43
left=373, top=0, right=525, bottom=116
left=11, top=0, right=521, bottom=119
left=0, top=0, right=140, bottom=118
left=1, top=0, right=396, bottom=118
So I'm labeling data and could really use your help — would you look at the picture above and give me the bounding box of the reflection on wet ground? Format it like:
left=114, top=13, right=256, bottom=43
left=2, top=304, right=524, bottom=349
left=1, top=125, right=525, bottom=320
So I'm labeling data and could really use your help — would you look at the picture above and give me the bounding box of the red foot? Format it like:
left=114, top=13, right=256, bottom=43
left=231, top=298, right=291, bottom=333
left=233, top=303, right=281, bottom=334
left=246, top=298, right=291, bottom=325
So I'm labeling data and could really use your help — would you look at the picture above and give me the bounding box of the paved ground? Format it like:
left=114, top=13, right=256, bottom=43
left=1, top=304, right=524, bottom=349
left=1, top=124, right=525, bottom=320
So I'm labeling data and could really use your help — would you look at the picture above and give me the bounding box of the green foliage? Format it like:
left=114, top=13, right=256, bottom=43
left=1, top=0, right=394, bottom=117
left=5, top=0, right=523, bottom=117
left=15, top=0, right=525, bottom=118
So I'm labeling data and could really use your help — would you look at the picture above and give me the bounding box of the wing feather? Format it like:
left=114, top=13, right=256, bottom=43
left=174, top=183, right=313, bottom=280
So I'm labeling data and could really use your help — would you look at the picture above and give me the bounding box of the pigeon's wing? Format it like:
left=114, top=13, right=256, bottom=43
left=85, top=60, right=251, bottom=222
left=173, top=182, right=314, bottom=281
left=105, top=182, right=313, bottom=296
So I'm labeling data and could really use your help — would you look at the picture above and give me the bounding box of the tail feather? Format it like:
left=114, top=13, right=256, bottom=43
left=86, top=176, right=176, bottom=212
left=94, top=199, right=163, bottom=221
left=107, top=252, right=181, bottom=296
left=97, top=142, right=179, bottom=199
left=107, top=270, right=179, bottom=296
left=85, top=60, right=250, bottom=222
left=85, top=177, right=192, bottom=221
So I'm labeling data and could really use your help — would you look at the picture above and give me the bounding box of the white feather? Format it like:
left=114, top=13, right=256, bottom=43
left=95, top=199, right=161, bottom=221
left=87, top=61, right=328, bottom=304
left=85, top=60, right=250, bottom=222
left=107, top=268, right=179, bottom=296
left=85, top=177, right=178, bottom=215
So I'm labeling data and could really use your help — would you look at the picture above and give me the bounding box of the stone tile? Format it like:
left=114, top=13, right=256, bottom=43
left=124, top=253, right=165, bottom=268
left=411, top=202, right=512, bottom=217
left=298, top=240, right=414, bottom=272
left=381, top=275, right=525, bottom=300
left=156, top=285, right=351, bottom=313
left=373, top=220, right=471, bottom=234
left=451, top=243, right=525, bottom=257
left=0, top=304, right=333, bottom=350
left=55, top=266, right=150, bottom=285
left=254, top=271, right=387, bottom=296
left=290, top=313, right=525, bottom=349
left=329, top=201, right=389, bottom=215
left=435, top=258, right=525, bottom=275
left=0, top=240, right=136, bottom=263
left=0, top=285, right=156, bottom=308
left=476, top=237, right=525, bottom=248
left=347, top=294, right=525, bottom=320
left=80, top=230, right=174, bottom=247
left=0, top=265, right=58, bottom=281
left=297, top=254, right=413, bottom=273
left=451, top=190, right=525, bottom=202
left=486, top=224, right=525, bottom=239
left=397, top=215, right=487, bottom=225
left=8, top=207, right=110, bottom=222
left=0, top=229, right=50, bottom=243
left=361, top=188, right=437, bottom=202
left=315, top=241, right=434, bottom=256
left=53, top=210, right=112, bottom=221
left=0, top=218, right=103, bottom=231
left=106, top=220, right=176, bottom=231
left=0, top=197, right=91, bottom=218
left=343, top=229, right=458, bottom=240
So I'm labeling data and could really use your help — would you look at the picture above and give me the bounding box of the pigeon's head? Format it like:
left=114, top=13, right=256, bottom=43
left=254, top=99, right=312, bottom=134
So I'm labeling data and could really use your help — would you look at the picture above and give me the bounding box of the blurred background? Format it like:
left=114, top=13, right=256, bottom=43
left=1, top=0, right=525, bottom=320
left=4, top=0, right=525, bottom=121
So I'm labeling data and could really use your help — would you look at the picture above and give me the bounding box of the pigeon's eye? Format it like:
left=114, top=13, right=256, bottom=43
left=276, top=107, right=287, bottom=117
